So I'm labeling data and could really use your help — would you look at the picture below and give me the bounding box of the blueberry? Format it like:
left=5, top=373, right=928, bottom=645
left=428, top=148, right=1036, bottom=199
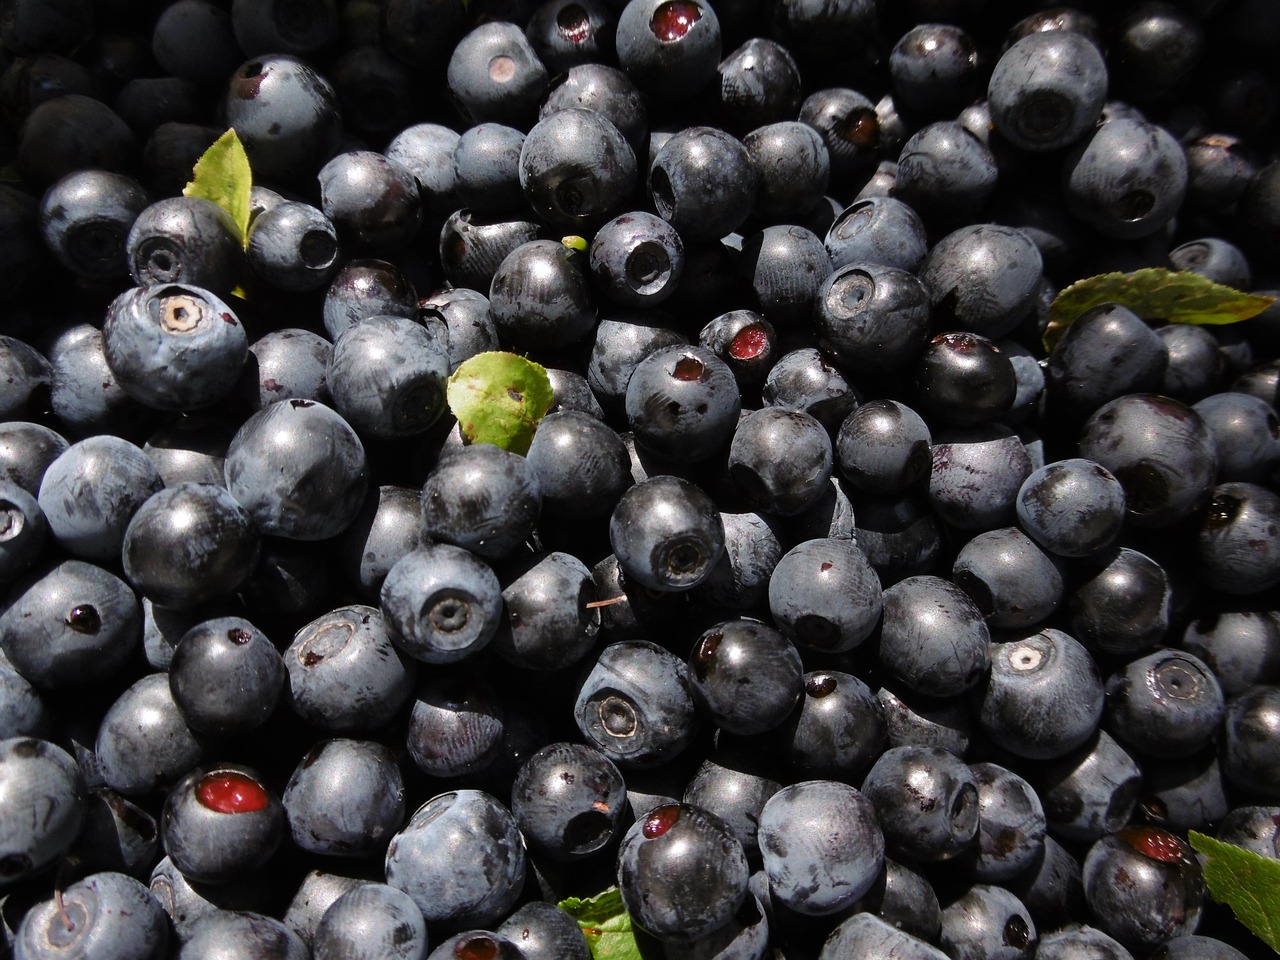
left=511, top=741, right=627, bottom=861
left=246, top=200, right=340, bottom=292
left=878, top=681, right=971, bottom=758
left=1079, top=394, right=1218, bottom=528
left=574, top=640, right=698, bottom=768
left=103, top=282, right=249, bottom=413
left=715, top=37, right=801, bottom=134
left=589, top=211, right=685, bottom=309
left=489, top=238, right=598, bottom=353
left=1, top=559, right=142, bottom=690
left=1105, top=649, right=1224, bottom=758
left=38, top=169, right=149, bottom=280
left=625, top=345, right=742, bottom=462
left=976, top=629, right=1104, bottom=760
left=988, top=31, right=1108, bottom=151
left=744, top=225, right=829, bottom=334
left=799, top=87, right=882, bottom=183
left=14, top=871, right=168, bottom=959
left=814, top=262, right=932, bottom=377
left=1194, top=391, right=1280, bottom=482
left=1196, top=483, right=1280, bottom=593
left=384, top=789, right=526, bottom=930
left=698, top=309, right=778, bottom=388
left=1062, top=118, right=1188, bottom=240
left=617, top=801, right=748, bottom=942
left=1082, top=827, right=1204, bottom=951
left=284, top=605, right=417, bottom=734
left=493, top=550, right=600, bottom=671
left=895, top=121, right=998, bottom=226
left=421, top=444, right=540, bottom=563
left=744, top=121, right=830, bottom=222
left=825, top=196, right=928, bottom=274
left=520, top=107, right=638, bottom=232
left=526, top=409, right=634, bottom=518
left=938, top=883, right=1037, bottom=960
left=1015, top=458, right=1126, bottom=559
left=526, top=0, right=618, bottom=75
left=917, top=334, right=1018, bottom=427
left=0, top=481, right=46, bottom=582
left=969, top=762, right=1047, bottom=884
left=539, top=62, right=647, bottom=156
left=0, top=737, right=87, bottom=884
left=405, top=670, right=505, bottom=778
left=609, top=475, right=725, bottom=592
left=778, top=671, right=886, bottom=782
left=768, top=538, right=882, bottom=653
left=223, top=54, right=343, bottom=185
left=38, top=434, right=163, bottom=562
left=615, top=0, right=722, bottom=101
left=122, top=483, right=260, bottom=610
left=169, top=616, right=284, bottom=736
left=1046, top=304, right=1169, bottom=417
left=328, top=315, right=449, bottom=440
left=379, top=544, right=502, bottom=666
left=224, top=399, right=368, bottom=541
left=160, top=764, right=283, bottom=885
left=758, top=780, right=883, bottom=917
left=1221, top=685, right=1280, bottom=799
left=920, top=224, right=1044, bottom=341
left=320, top=151, right=422, bottom=255
left=1035, top=926, right=1135, bottom=960
left=283, top=738, right=404, bottom=858
left=323, top=258, right=419, bottom=342
left=687, top=619, right=802, bottom=735
left=648, top=126, right=756, bottom=242
left=1029, top=730, right=1142, bottom=843
left=820, top=913, right=949, bottom=960
left=862, top=746, right=980, bottom=862
left=180, top=911, right=308, bottom=959
left=447, top=21, right=548, bottom=127
left=0, top=421, right=67, bottom=497
left=1069, top=547, right=1172, bottom=655
left=728, top=407, right=832, bottom=517
left=94, top=673, right=202, bottom=796
left=312, top=883, right=428, bottom=960
left=695, top=509, right=783, bottom=611
left=1180, top=609, right=1280, bottom=697
left=952, top=527, right=1065, bottom=629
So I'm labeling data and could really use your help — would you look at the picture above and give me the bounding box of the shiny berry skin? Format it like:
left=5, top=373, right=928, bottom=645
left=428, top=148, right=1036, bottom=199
left=616, top=801, right=749, bottom=943
left=609, top=475, right=724, bottom=593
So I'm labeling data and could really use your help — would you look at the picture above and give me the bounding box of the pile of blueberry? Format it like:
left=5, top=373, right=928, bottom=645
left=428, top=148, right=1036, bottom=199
left=2, top=0, right=1280, bottom=956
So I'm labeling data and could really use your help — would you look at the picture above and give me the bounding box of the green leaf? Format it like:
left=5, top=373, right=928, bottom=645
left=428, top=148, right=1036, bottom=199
left=1043, top=267, right=1276, bottom=352
left=446, top=351, right=554, bottom=455
left=1188, top=830, right=1280, bottom=953
left=562, top=235, right=589, bottom=253
left=183, top=128, right=253, bottom=248
left=558, top=887, right=643, bottom=960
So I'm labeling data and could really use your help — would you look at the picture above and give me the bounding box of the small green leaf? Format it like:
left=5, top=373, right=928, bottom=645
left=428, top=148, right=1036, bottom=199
left=446, top=351, right=554, bottom=455
left=183, top=128, right=253, bottom=248
left=562, top=235, right=589, bottom=253
left=558, top=887, right=643, bottom=960
left=1188, top=830, right=1280, bottom=952
left=1044, top=267, right=1276, bottom=352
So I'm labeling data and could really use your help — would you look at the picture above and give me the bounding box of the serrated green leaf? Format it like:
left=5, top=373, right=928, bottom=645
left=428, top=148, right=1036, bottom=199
left=1043, top=267, right=1276, bottom=352
left=446, top=351, right=553, bottom=455
left=558, top=887, right=643, bottom=960
left=183, top=128, right=253, bottom=248
left=1188, top=830, right=1280, bottom=953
